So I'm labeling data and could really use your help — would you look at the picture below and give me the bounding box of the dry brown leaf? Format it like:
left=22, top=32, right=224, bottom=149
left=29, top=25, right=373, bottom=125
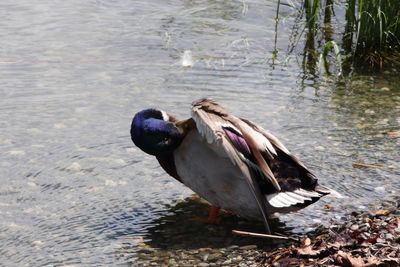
left=335, top=251, right=365, bottom=267
left=327, top=241, right=342, bottom=250
left=296, top=246, right=322, bottom=257
left=324, top=204, right=333, bottom=211
left=374, top=209, right=390, bottom=216
left=277, top=257, right=305, bottom=266
left=382, top=257, right=400, bottom=264
left=387, top=250, right=396, bottom=258
left=363, top=217, right=372, bottom=223
left=304, top=238, right=311, bottom=246
left=366, top=256, right=381, bottom=266
left=396, top=217, right=400, bottom=228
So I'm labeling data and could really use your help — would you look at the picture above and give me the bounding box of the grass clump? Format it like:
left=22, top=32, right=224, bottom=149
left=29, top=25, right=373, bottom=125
left=351, top=0, right=400, bottom=68
left=294, top=0, right=400, bottom=72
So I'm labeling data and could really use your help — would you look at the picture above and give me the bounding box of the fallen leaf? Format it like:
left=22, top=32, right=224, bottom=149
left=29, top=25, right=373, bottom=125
left=366, top=256, right=381, bottom=265
left=387, top=250, right=396, bottom=258
left=363, top=217, right=372, bottom=223
left=327, top=242, right=342, bottom=250
left=334, top=251, right=365, bottom=267
left=374, top=209, right=390, bottom=216
left=275, top=257, right=305, bottom=266
left=296, top=246, right=322, bottom=257
left=324, top=204, right=333, bottom=211
left=304, top=238, right=311, bottom=246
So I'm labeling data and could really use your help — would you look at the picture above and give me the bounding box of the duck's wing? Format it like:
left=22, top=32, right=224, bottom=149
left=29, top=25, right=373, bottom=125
left=191, top=99, right=281, bottom=190
left=191, top=98, right=283, bottom=233
left=240, top=118, right=338, bottom=208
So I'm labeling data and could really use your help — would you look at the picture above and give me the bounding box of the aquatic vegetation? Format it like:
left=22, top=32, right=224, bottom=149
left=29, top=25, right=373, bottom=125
left=318, top=40, right=342, bottom=76
left=352, top=0, right=400, bottom=67
left=286, top=0, right=400, bottom=73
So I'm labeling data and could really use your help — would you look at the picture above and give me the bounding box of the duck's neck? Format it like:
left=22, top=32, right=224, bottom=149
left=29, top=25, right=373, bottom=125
left=156, top=153, right=181, bottom=183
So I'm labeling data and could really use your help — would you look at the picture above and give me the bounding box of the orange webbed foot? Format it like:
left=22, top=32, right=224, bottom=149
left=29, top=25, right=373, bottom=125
left=188, top=205, right=221, bottom=224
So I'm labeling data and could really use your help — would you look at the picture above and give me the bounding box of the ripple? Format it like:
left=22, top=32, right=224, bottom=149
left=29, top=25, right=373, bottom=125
left=1, top=0, right=399, bottom=266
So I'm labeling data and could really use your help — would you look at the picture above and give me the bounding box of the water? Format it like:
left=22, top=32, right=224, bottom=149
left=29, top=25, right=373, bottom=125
left=0, top=0, right=399, bottom=266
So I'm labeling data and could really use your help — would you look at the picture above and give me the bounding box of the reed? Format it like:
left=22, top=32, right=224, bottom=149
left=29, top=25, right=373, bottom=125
left=352, top=0, right=400, bottom=68
left=298, top=0, right=400, bottom=71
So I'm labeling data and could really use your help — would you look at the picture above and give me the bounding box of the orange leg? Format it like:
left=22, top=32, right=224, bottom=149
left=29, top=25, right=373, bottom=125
left=207, top=205, right=220, bottom=224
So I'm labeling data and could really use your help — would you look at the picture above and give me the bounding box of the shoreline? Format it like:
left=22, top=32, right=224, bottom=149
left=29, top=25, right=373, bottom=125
left=133, top=198, right=399, bottom=266
left=258, top=201, right=399, bottom=266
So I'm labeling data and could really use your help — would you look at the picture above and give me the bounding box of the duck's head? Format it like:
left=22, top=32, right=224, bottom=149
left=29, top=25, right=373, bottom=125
left=130, top=108, right=192, bottom=156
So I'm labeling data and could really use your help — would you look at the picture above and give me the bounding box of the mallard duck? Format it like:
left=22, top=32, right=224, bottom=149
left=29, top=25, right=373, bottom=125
left=130, top=98, right=340, bottom=233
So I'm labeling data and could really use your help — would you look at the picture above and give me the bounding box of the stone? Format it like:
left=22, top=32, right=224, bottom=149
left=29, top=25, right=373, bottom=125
left=385, top=233, right=394, bottom=240
left=32, top=240, right=43, bottom=246
left=359, top=223, right=370, bottom=231
left=207, top=253, right=222, bottom=262
left=138, top=253, right=152, bottom=260
left=350, top=224, right=359, bottom=231
left=374, top=186, right=386, bottom=193
left=233, top=256, right=243, bottom=262
left=138, top=247, right=155, bottom=254
left=222, top=259, right=232, bottom=265
left=66, top=162, right=81, bottom=172
left=239, top=245, right=257, bottom=250
left=168, top=258, right=177, bottom=265
left=54, top=123, right=66, bottom=129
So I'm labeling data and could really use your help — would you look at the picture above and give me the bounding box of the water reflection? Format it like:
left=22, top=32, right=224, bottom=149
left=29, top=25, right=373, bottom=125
left=114, top=196, right=291, bottom=265
left=144, top=195, right=289, bottom=250
left=0, top=0, right=399, bottom=266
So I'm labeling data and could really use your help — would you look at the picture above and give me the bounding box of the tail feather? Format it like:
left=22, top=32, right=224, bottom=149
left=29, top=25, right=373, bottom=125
left=315, top=185, right=344, bottom=198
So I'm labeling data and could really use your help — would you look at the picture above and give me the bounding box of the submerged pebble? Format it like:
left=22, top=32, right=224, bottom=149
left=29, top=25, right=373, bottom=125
left=240, top=245, right=257, bottom=250
left=53, top=123, right=66, bottom=129
left=132, top=200, right=400, bottom=267
left=374, top=186, right=386, bottom=193
left=9, top=150, right=25, bottom=156
left=66, top=162, right=81, bottom=172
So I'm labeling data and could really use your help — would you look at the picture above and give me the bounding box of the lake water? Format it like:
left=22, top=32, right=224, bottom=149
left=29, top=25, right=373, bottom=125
left=0, top=0, right=399, bottom=266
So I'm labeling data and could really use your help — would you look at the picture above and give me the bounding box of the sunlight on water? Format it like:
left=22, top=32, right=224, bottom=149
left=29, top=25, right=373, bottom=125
left=0, top=0, right=399, bottom=265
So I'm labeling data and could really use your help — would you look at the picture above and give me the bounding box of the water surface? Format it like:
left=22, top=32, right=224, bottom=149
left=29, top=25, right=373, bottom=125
left=0, top=0, right=399, bottom=266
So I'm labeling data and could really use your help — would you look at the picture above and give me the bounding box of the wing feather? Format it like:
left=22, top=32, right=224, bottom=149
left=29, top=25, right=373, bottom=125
left=229, top=119, right=281, bottom=190
left=192, top=99, right=281, bottom=190
left=191, top=98, right=272, bottom=233
left=241, top=118, right=312, bottom=172
left=190, top=98, right=338, bottom=221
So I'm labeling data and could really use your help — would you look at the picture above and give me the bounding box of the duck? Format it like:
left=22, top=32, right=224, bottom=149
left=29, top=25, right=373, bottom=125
left=130, top=98, right=340, bottom=233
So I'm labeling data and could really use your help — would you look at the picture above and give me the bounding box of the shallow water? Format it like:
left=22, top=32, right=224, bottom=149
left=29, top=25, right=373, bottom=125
left=0, top=0, right=399, bottom=266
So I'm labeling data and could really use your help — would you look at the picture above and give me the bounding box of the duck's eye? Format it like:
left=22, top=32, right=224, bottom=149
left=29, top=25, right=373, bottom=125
left=162, top=137, right=170, bottom=143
